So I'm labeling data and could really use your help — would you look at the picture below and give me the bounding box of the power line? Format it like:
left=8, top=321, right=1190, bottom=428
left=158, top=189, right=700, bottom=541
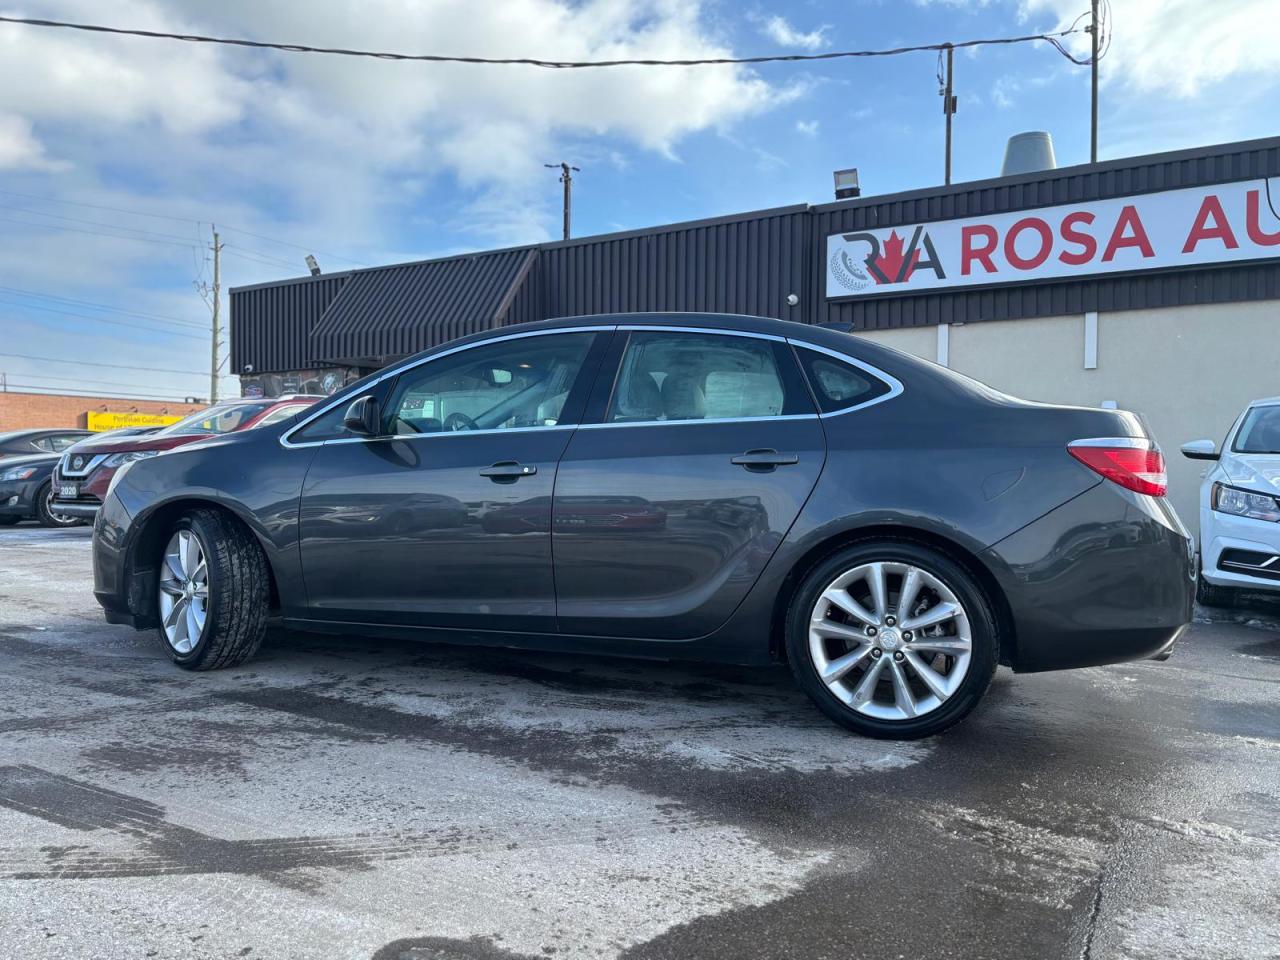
left=220, top=225, right=369, bottom=267
left=1, top=298, right=208, bottom=340
left=0, top=187, right=203, bottom=224
left=0, top=188, right=366, bottom=266
left=0, top=293, right=207, bottom=331
left=6, top=370, right=195, bottom=391
left=222, top=247, right=305, bottom=272
left=0, top=352, right=233, bottom=378
left=0, top=202, right=205, bottom=244
left=2, top=382, right=202, bottom=402
left=0, top=14, right=1099, bottom=68
left=0, top=286, right=205, bottom=326
left=0, top=215, right=201, bottom=251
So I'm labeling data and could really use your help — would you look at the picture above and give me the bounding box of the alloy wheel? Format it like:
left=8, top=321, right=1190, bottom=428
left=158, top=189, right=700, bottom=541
left=158, top=529, right=210, bottom=654
left=44, top=487, right=78, bottom=526
left=808, top=561, right=972, bottom=721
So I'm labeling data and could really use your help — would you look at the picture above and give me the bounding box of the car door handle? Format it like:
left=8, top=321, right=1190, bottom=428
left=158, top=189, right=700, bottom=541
left=731, top=449, right=799, bottom=471
left=479, top=461, right=536, bottom=483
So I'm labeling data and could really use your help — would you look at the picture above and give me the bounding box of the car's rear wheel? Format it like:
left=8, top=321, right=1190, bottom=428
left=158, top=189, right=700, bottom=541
left=786, top=541, right=998, bottom=739
left=35, top=482, right=82, bottom=527
left=157, top=508, right=269, bottom=670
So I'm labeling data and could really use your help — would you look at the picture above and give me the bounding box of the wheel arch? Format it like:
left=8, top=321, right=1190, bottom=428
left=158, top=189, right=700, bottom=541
left=768, top=522, right=1017, bottom=667
left=125, top=497, right=282, bottom=619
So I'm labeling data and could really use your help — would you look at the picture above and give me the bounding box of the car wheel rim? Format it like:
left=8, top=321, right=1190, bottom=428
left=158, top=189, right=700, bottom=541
left=45, top=488, right=75, bottom=525
left=808, top=561, right=972, bottom=721
left=158, top=529, right=210, bottom=655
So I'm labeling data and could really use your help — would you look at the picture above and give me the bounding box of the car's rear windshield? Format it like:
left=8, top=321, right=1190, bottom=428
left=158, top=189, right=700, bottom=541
left=159, top=402, right=276, bottom=437
left=1233, top=405, right=1280, bottom=454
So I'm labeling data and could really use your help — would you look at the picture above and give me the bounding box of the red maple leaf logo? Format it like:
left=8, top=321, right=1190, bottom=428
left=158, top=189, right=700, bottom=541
left=870, top=230, right=921, bottom=284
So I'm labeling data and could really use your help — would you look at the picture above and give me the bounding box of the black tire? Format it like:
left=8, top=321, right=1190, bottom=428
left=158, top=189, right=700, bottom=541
left=785, top=540, right=999, bottom=739
left=159, top=508, right=269, bottom=670
left=0, top=516, right=19, bottom=526
left=1196, top=553, right=1237, bottom=608
left=34, top=482, right=83, bottom=528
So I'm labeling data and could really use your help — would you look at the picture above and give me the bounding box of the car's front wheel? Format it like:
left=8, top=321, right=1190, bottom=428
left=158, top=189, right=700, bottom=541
left=35, top=482, right=82, bottom=528
left=157, top=508, right=269, bottom=669
left=786, top=541, right=998, bottom=739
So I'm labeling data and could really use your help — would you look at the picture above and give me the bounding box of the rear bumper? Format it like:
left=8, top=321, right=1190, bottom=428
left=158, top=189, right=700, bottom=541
left=985, top=483, right=1195, bottom=673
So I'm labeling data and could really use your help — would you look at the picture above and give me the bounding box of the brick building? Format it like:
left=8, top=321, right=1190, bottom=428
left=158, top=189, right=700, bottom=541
left=0, top=392, right=204, bottom=431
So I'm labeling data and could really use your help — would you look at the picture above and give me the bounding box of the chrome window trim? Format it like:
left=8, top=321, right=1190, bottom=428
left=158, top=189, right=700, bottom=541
left=615, top=323, right=788, bottom=343
left=280, top=324, right=615, bottom=449
left=787, top=339, right=905, bottom=418
left=279, top=321, right=907, bottom=448
left=578, top=413, right=818, bottom=431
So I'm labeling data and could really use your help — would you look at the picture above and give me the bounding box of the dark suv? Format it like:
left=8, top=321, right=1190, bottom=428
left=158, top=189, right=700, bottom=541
left=0, top=429, right=91, bottom=461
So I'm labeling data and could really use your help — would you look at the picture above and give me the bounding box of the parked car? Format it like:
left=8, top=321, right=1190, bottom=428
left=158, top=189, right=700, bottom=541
left=91, top=314, right=1194, bottom=739
left=1182, top=396, right=1280, bottom=605
left=0, top=428, right=91, bottom=461
left=0, top=452, right=83, bottom=527
left=52, top=396, right=322, bottom=520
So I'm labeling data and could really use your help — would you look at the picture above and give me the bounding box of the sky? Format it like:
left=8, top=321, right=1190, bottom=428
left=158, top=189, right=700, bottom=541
left=0, top=0, right=1276, bottom=403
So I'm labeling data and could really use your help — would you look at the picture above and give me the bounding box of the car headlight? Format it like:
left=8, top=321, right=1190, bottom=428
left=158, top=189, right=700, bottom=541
left=0, top=465, right=39, bottom=481
left=102, top=450, right=161, bottom=468
left=1212, top=482, right=1280, bottom=522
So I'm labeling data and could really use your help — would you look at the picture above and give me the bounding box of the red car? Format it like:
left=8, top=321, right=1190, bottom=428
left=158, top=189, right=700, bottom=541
left=51, top=396, right=321, bottom=520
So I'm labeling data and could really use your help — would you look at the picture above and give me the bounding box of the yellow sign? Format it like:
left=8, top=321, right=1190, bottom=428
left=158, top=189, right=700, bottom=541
left=86, top=411, right=184, bottom=431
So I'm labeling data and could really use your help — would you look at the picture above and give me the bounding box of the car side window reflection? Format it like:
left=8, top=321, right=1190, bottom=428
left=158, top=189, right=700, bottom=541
left=385, top=332, right=596, bottom=435
left=608, top=332, right=790, bottom=423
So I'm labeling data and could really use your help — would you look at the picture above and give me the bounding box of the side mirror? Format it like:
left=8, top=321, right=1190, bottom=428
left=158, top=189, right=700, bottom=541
left=342, top=395, right=380, bottom=436
left=1180, top=439, right=1219, bottom=461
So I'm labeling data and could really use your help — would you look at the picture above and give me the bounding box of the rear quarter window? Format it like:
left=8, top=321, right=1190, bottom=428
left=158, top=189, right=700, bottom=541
left=794, top=347, right=893, bottom=413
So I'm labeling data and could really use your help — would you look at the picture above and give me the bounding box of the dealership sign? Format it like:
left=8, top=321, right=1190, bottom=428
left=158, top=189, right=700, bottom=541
left=826, top=177, right=1280, bottom=299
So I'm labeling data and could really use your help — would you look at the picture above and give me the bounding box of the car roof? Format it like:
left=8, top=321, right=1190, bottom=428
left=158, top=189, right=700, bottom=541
left=1248, top=396, right=1280, bottom=408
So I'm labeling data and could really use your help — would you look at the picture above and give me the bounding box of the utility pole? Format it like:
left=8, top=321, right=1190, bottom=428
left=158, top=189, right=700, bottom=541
left=941, top=44, right=957, bottom=185
left=545, top=162, right=579, bottom=240
left=210, top=226, right=222, bottom=403
left=1089, top=0, right=1099, bottom=163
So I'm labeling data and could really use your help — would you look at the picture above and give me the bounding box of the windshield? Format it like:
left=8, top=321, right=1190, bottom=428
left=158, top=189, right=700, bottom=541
left=1233, top=405, right=1280, bottom=454
left=159, top=401, right=275, bottom=437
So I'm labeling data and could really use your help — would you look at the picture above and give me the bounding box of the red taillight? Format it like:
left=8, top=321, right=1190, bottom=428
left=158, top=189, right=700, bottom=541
left=1068, top=439, right=1167, bottom=496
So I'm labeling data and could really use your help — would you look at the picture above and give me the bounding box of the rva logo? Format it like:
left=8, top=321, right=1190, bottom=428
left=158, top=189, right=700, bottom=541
left=829, top=226, right=946, bottom=291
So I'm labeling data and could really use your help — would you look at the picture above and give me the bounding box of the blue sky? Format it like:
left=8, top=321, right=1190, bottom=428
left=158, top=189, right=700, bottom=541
left=0, top=0, right=1275, bottom=402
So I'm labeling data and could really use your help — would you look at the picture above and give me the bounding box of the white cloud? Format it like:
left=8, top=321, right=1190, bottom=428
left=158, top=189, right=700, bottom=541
left=752, top=14, right=829, bottom=51
left=0, top=113, right=67, bottom=171
left=1019, top=0, right=1280, bottom=97
left=795, top=119, right=820, bottom=136
left=0, top=0, right=807, bottom=390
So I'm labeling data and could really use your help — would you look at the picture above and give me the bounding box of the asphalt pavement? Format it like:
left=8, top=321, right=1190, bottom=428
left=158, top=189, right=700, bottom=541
left=1, top=524, right=1278, bottom=960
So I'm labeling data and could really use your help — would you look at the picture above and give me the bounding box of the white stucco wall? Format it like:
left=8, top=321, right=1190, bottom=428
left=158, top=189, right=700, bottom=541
left=856, top=300, right=1280, bottom=536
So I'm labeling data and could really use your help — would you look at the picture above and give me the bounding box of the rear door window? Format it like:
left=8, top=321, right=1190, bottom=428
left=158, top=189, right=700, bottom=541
left=607, top=331, right=810, bottom=423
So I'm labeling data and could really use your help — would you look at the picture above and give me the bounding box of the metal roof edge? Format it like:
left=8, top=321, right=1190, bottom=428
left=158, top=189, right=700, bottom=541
left=230, top=136, right=1280, bottom=297
left=809, top=134, right=1280, bottom=214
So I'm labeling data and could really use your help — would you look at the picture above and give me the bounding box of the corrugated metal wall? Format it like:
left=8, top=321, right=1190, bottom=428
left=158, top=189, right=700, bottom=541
left=503, top=206, right=810, bottom=325
left=230, top=274, right=348, bottom=374
left=309, top=250, right=530, bottom=363
left=230, top=136, right=1280, bottom=373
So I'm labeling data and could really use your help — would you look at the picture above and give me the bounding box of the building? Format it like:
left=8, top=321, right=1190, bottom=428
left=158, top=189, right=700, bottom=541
left=229, top=134, right=1280, bottom=533
left=0, top=392, right=205, bottom=432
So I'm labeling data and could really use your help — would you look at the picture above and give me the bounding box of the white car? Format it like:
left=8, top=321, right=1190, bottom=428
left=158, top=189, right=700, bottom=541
left=1182, top=398, right=1280, bottom=605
